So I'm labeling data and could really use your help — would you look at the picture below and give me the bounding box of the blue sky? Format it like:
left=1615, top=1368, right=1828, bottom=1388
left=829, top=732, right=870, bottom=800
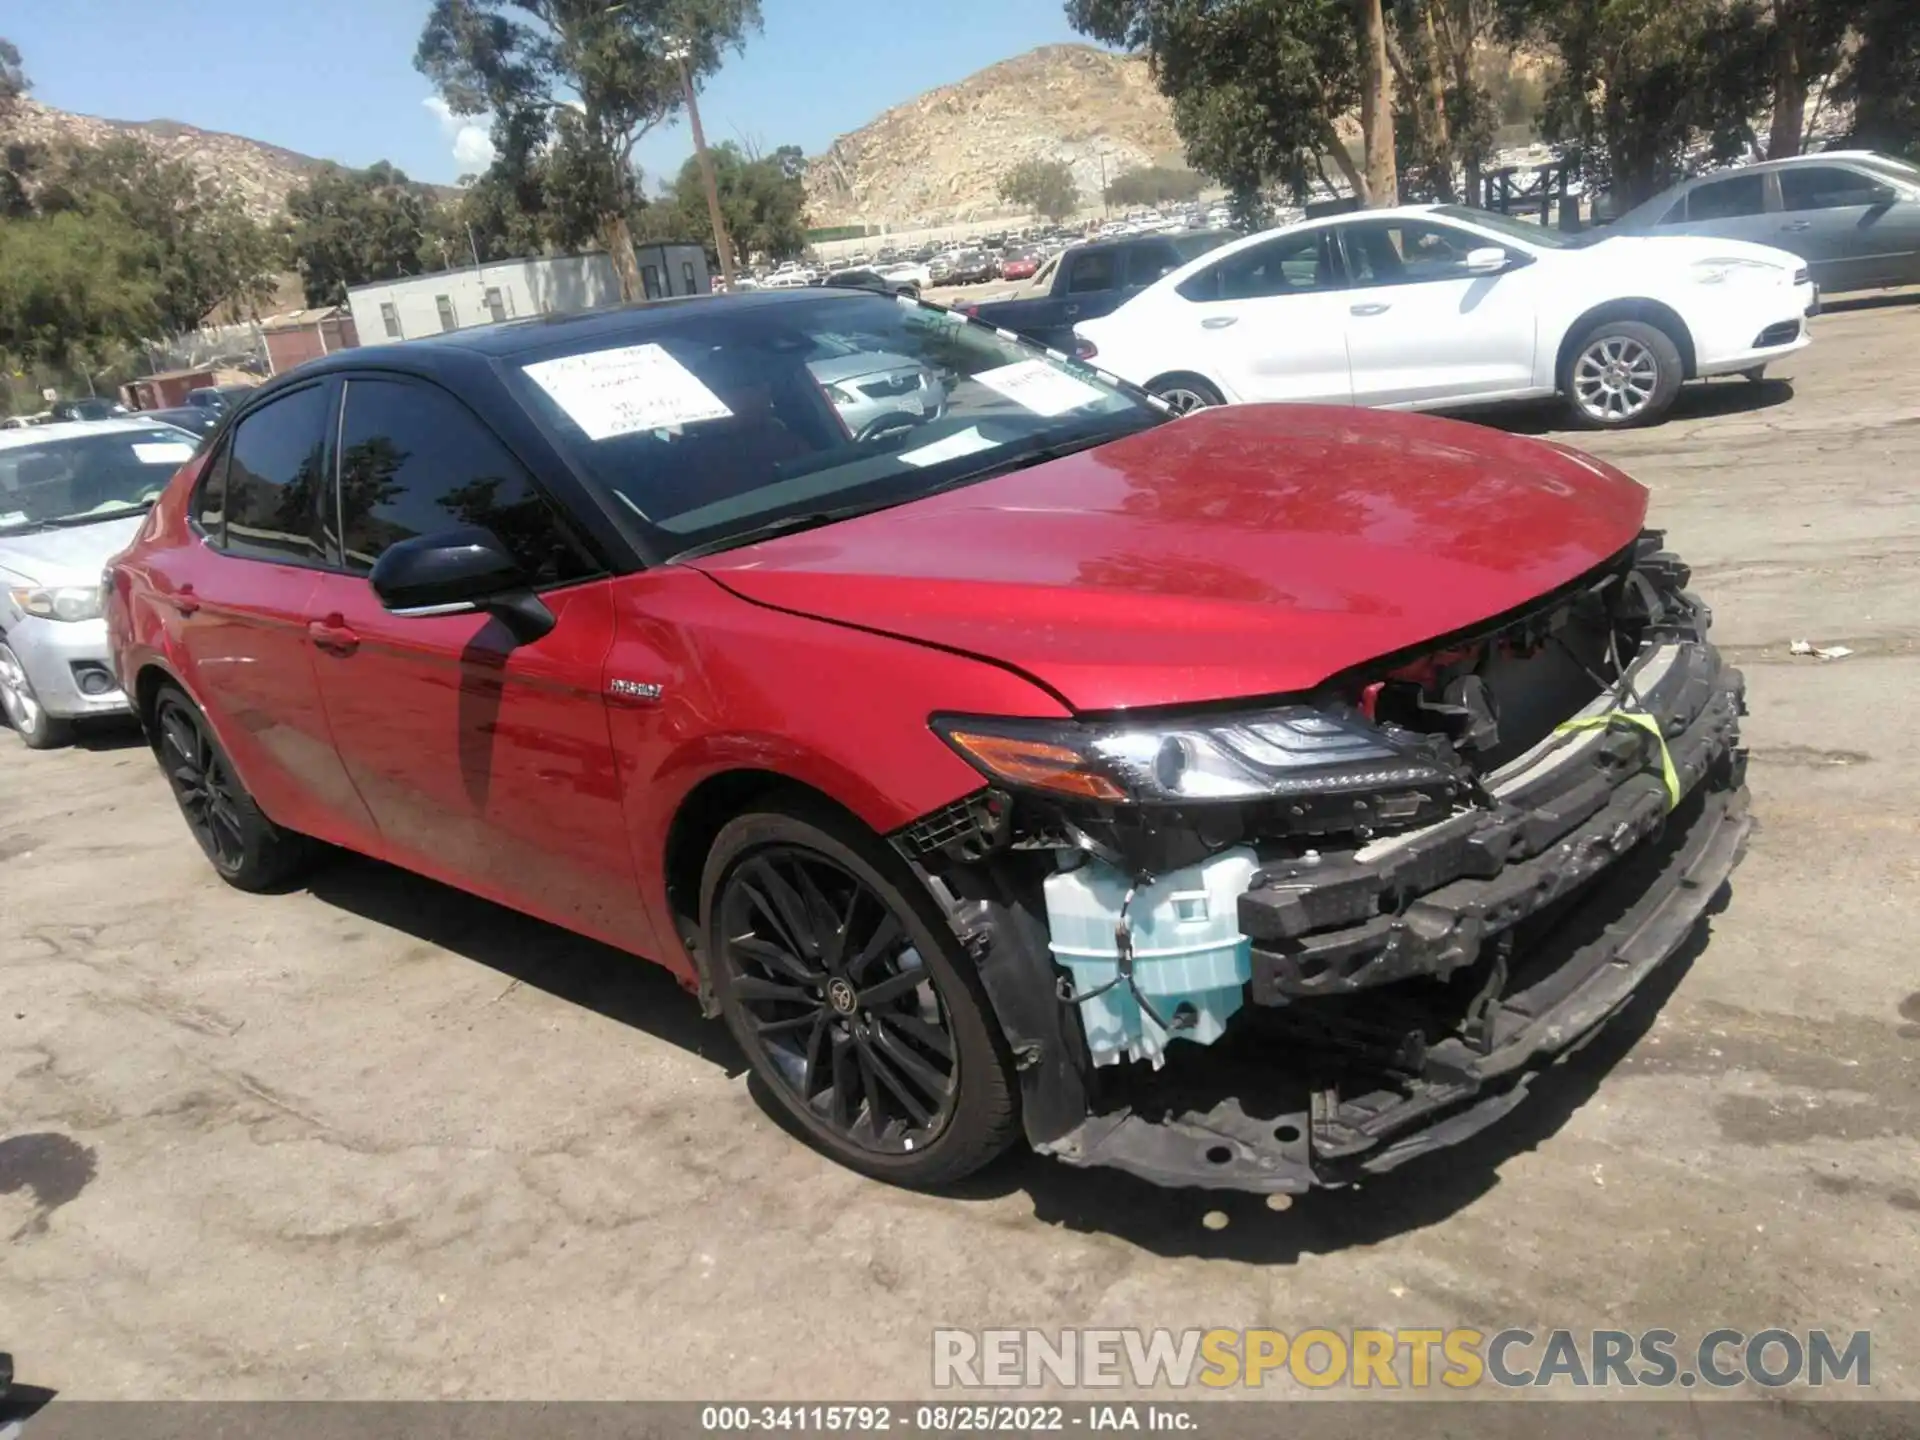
left=6, top=0, right=1098, bottom=190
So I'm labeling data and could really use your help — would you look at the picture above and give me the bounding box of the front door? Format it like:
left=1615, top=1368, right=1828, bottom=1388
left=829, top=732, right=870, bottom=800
left=165, top=380, right=379, bottom=850
left=302, top=374, right=655, bottom=955
left=1335, top=217, right=1541, bottom=406
left=1775, top=164, right=1920, bottom=292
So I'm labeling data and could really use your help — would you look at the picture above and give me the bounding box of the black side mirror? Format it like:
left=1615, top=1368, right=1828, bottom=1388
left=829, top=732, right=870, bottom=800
left=369, top=525, right=555, bottom=641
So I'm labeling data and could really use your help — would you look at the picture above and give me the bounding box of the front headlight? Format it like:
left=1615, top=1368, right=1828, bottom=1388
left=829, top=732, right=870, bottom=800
left=9, top=584, right=104, bottom=623
left=1691, top=256, right=1783, bottom=285
left=935, top=706, right=1457, bottom=805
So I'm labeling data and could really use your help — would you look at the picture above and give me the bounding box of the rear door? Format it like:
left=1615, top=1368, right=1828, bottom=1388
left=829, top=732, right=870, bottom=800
left=1335, top=216, right=1541, bottom=406
left=1170, top=230, right=1354, bottom=404
left=167, top=381, right=380, bottom=849
left=1659, top=171, right=1776, bottom=251
left=1775, top=163, right=1920, bottom=291
left=300, top=373, right=653, bottom=954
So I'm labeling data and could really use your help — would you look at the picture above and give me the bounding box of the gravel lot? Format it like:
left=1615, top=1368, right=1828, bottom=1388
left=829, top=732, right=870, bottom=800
left=4, top=296, right=1918, bottom=1402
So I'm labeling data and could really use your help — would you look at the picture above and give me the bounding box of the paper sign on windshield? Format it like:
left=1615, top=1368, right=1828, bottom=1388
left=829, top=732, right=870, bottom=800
left=971, top=360, right=1107, bottom=417
left=133, top=442, right=196, bottom=465
left=522, top=343, right=734, bottom=441
left=899, top=427, right=999, bottom=468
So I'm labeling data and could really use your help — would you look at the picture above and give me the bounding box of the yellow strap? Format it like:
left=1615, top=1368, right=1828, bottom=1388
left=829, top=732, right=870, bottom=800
left=1554, top=710, right=1683, bottom=811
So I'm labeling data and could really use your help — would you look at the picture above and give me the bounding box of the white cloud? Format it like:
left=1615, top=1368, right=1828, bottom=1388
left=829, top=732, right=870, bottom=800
left=423, top=96, right=497, bottom=174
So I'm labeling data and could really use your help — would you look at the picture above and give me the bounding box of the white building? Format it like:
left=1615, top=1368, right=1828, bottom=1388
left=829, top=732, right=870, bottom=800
left=347, top=246, right=711, bottom=345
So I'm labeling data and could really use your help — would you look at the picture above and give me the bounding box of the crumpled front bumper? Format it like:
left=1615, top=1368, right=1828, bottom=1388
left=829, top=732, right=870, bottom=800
left=978, top=631, right=1749, bottom=1194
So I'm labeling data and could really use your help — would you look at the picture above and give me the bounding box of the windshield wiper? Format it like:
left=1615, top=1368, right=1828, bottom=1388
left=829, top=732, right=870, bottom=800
left=663, top=420, right=1157, bottom=562
left=922, top=422, right=1151, bottom=494
left=666, top=503, right=887, bottom=562
left=29, top=503, right=154, bottom=531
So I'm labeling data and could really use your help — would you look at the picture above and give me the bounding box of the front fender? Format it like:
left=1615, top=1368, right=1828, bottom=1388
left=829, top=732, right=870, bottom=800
left=601, top=566, right=1070, bottom=980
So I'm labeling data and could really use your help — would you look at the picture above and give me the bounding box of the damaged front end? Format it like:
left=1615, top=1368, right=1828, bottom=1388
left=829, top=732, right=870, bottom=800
left=893, top=531, right=1751, bottom=1193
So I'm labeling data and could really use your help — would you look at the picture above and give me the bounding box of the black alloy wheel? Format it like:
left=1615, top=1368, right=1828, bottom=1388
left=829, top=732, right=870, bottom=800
left=152, top=685, right=311, bottom=890
left=157, top=694, right=248, bottom=871
left=720, top=846, right=959, bottom=1152
left=703, top=802, right=1018, bottom=1187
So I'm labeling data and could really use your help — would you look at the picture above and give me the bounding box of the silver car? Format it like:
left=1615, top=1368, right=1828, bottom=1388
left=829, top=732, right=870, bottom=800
left=807, top=349, right=949, bottom=442
left=0, top=419, right=201, bottom=748
left=1609, top=151, right=1920, bottom=295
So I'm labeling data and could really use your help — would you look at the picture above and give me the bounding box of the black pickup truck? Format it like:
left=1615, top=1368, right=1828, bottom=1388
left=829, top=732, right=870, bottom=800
left=956, top=230, right=1236, bottom=350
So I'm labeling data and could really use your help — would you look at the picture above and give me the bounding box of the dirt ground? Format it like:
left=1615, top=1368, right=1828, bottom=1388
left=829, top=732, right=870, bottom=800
left=4, top=296, right=1918, bottom=1403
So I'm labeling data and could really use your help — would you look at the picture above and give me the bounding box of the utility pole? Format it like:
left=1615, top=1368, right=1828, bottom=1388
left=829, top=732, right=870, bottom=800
left=668, top=41, right=738, bottom=292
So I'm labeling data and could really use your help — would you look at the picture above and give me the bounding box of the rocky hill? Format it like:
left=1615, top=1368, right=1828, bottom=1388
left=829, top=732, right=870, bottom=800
left=806, top=45, right=1186, bottom=229
left=6, top=98, right=323, bottom=223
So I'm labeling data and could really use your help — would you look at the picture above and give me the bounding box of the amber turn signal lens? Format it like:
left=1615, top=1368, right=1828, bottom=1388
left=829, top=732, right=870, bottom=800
left=943, top=729, right=1128, bottom=802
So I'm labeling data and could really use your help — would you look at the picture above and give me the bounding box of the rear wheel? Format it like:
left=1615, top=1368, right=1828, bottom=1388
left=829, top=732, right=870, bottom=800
left=151, top=684, right=313, bottom=891
left=1563, top=320, right=1684, bottom=428
left=1146, top=373, right=1225, bottom=415
left=0, top=642, right=73, bottom=750
left=702, top=800, right=1018, bottom=1188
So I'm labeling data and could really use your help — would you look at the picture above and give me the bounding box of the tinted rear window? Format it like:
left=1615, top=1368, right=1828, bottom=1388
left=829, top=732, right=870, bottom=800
left=1688, top=174, right=1766, bottom=220
left=222, top=385, right=331, bottom=565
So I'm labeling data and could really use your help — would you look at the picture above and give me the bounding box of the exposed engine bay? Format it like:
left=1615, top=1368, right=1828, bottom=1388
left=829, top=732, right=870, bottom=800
left=895, top=530, right=1751, bottom=1192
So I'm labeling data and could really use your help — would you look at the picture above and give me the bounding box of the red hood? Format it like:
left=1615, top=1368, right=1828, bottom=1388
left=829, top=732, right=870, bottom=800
left=688, top=406, right=1649, bottom=712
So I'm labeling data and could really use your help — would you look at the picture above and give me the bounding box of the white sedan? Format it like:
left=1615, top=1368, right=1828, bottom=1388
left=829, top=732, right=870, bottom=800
left=1074, top=204, right=1817, bottom=428
left=879, top=261, right=933, bottom=289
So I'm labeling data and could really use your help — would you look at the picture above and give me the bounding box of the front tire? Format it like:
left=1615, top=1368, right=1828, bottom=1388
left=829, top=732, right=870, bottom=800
left=701, top=798, right=1019, bottom=1188
left=0, top=641, right=73, bottom=750
left=151, top=684, right=313, bottom=891
left=1563, top=319, right=1684, bottom=428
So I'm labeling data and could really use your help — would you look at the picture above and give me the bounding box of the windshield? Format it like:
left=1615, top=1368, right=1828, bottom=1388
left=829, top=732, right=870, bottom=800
left=1431, top=205, right=1595, bottom=249
left=505, top=291, right=1161, bottom=558
left=0, top=427, right=198, bottom=534
left=1854, top=154, right=1920, bottom=188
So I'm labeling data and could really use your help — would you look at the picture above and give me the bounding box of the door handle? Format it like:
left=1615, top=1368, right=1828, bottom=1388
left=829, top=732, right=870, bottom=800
left=167, top=584, right=200, bottom=617
left=1201, top=316, right=1239, bottom=329
left=306, top=617, right=360, bottom=656
left=1781, top=221, right=1813, bottom=232
left=1350, top=303, right=1392, bottom=317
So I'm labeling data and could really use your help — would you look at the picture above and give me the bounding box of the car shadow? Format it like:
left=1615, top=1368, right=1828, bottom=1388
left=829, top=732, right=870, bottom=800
left=1467, top=377, right=1796, bottom=436
left=70, top=716, right=149, bottom=752
left=301, top=851, right=748, bottom=1076
left=298, top=842, right=1727, bottom=1260
left=1821, top=289, right=1920, bottom=315
left=943, top=896, right=1727, bottom=1262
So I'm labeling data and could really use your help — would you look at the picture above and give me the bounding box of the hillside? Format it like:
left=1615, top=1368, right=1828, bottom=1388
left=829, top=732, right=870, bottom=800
left=7, top=98, right=324, bottom=223
left=806, top=45, right=1186, bottom=229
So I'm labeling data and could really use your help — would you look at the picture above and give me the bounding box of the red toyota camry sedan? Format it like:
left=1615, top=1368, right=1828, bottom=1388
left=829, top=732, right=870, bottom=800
left=106, top=290, right=1749, bottom=1194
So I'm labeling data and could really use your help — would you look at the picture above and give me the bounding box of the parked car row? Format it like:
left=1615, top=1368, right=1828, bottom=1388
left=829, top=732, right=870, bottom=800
left=6, top=383, right=255, bottom=434
left=0, top=285, right=1750, bottom=1207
